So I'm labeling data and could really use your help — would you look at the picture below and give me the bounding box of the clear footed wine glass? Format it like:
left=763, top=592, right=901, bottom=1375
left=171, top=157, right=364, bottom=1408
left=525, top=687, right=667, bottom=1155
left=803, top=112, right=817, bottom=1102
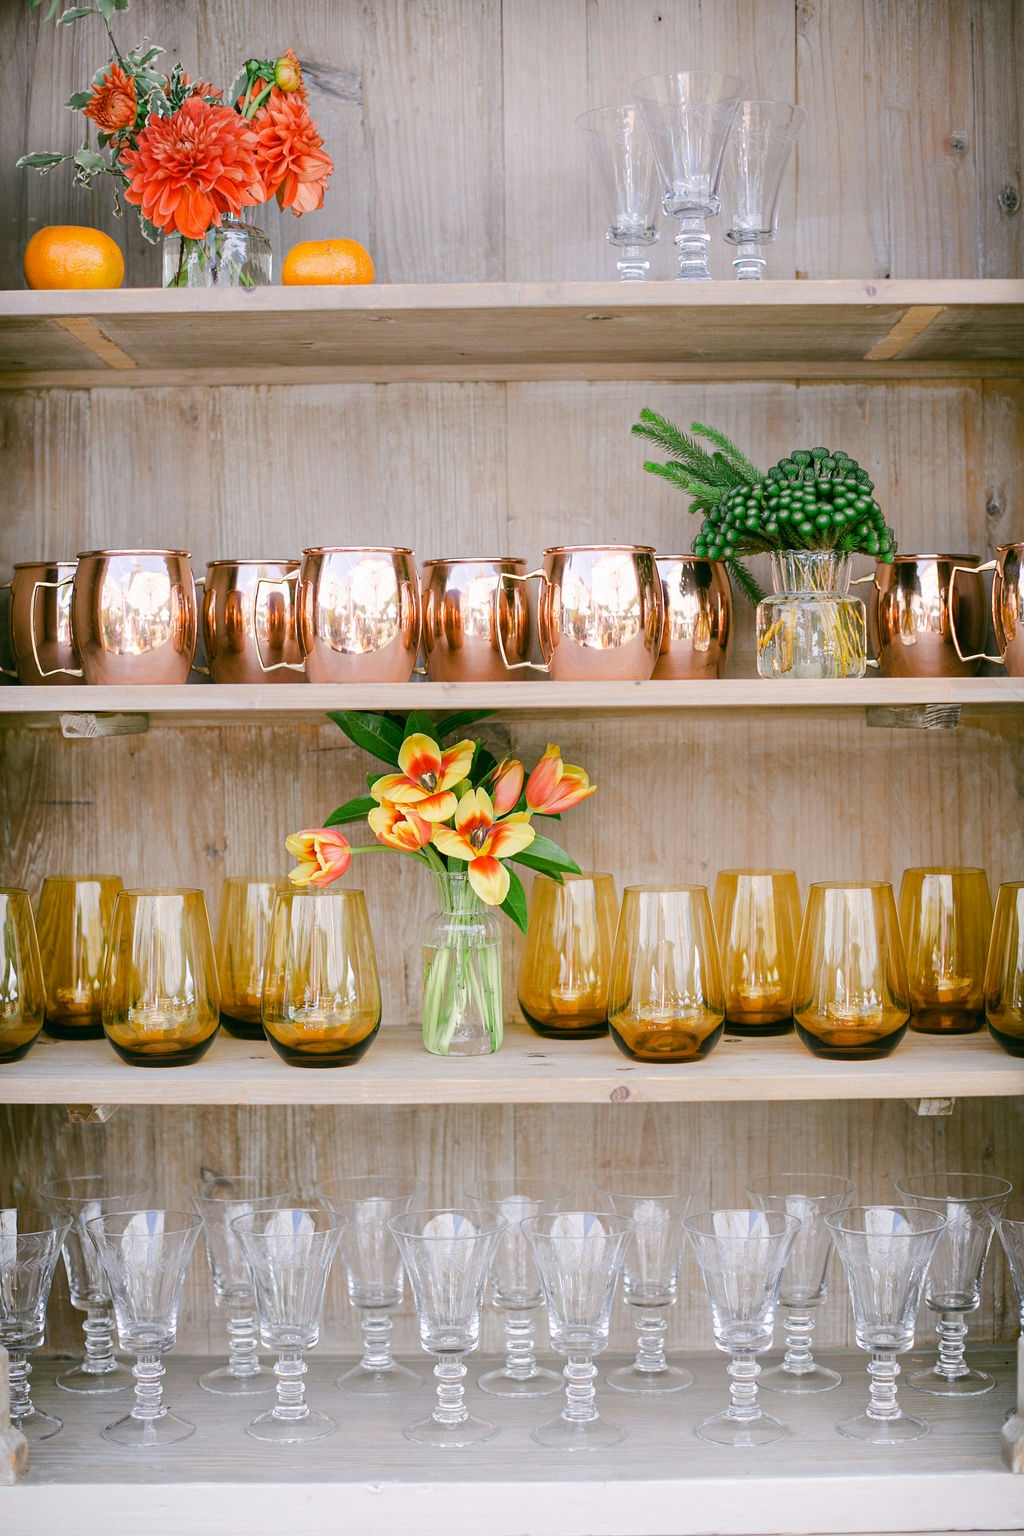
left=826, top=1204, right=946, bottom=1443
left=596, top=1184, right=695, bottom=1394
left=521, top=1210, right=635, bottom=1450
left=0, top=1207, right=71, bottom=1441
left=721, top=100, right=806, bottom=279
left=745, top=1173, right=857, bottom=1393
left=683, top=1208, right=799, bottom=1447
left=576, top=105, right=660, bottom=280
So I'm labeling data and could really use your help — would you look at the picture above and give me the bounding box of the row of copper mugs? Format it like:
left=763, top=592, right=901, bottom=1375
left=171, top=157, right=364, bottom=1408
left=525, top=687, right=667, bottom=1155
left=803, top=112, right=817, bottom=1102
left=5, top=544, right=1024, bottom=686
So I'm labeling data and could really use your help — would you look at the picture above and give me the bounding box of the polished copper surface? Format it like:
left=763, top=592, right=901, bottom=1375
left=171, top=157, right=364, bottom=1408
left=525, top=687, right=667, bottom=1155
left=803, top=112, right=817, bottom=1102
left=5, top=560, right=84, bottom=685
left=653, top=555, right=732, bottom=680
left=867, top=554, right=986, bottom=677
left=297, top=546, right=420, bottom=684
left=71, top=549, right=198, bottom=685
left=992, top=543, right=1024, bottom=676
left=421, top=557, right=530, bottom=681
left=201, top=559, right=304, bottom=684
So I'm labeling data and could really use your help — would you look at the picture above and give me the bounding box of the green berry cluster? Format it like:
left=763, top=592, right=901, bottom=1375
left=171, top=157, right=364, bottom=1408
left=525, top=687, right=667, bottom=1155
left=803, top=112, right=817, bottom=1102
left=691, top=448, right=897, bottom=563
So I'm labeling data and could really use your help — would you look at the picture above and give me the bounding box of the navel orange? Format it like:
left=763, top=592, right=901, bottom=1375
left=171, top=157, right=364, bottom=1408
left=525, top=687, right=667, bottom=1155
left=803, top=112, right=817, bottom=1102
left=281, top=239, right=375, bottom=286
left=23, top=226, right=125, bottom=290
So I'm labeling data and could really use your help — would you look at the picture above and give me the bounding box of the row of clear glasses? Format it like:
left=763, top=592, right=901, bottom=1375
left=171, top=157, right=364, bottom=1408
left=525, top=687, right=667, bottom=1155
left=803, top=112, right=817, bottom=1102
left=577, top=74, right=806, bottom=282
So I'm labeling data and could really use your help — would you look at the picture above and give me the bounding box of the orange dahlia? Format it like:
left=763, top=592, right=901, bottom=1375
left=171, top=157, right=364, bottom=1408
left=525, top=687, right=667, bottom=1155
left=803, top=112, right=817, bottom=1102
left=83, top=62, right=137, bottom=134
left=252, top=89, right=333, bottom=215
left=273, top=50, right=305, bottom=97
left=120, top=97, right=264, bottom=239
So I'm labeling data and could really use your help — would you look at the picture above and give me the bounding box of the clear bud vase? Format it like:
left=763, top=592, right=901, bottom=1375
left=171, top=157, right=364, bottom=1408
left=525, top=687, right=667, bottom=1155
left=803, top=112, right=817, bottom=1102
left=756, top=550, right=867, bottom=679
left=422, top=872, right=503, bottom=1056
left=163, top=213, right=272, bottom=289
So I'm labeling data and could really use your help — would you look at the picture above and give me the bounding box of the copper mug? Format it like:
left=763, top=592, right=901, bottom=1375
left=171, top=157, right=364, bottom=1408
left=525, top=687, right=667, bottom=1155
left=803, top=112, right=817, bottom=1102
left=200, top=559, right=304, bottom=684
left=1, top=560, right=85, bottom=685
left=652, top=555, right=732, bottom=680
left=948, top=543, right=1024, bottom=675
left=421, top=557, right=530, bottom=681
left=865, top=554, right=987, bottom=677
left=295, top=546, right=420, bottom=684
left=498, top=544, right=663, bottom=681
left=71, top=549, right=198, bottom=685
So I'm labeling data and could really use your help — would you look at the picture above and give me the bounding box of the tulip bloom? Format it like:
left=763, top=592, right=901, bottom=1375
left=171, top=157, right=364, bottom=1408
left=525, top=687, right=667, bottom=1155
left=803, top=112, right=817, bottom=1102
left=370, top=733, right=475, bottom=823
left=285, top=827, right=352, bottom=888
left=367, top=801, right=433, bottom=851
left=489, top=758, right=524, bottom=816
left=525, top=745, right=598, bottom=815
left=431, top=788, right=536, bottom=905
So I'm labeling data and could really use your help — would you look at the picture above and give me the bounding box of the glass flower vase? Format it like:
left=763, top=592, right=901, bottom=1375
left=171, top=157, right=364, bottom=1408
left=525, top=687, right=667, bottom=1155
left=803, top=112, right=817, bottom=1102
left=162, top=214, right=272, bottom=289
left=756, top=551, right=866, bottom=679
left=422, top=873, right=503, bottom=1057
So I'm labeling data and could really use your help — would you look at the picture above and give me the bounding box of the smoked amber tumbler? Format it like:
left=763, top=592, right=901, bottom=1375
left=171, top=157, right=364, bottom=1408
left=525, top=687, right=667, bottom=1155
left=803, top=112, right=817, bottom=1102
left=518, top=872, right=617, bottom=1039
left=214, top=876, right=289, bottom=1040
left=793, top=883, right=910, bottom=1061
left=36, top=874, right=123, bottom=1039
left=0, top=888, right=46, bottom=1063
left=607, top=885, right=725, bottom=1063
left=711, top=869, right=801, bottom=1036
left=984, top=882, right=1024, bottom=1057
left=101, top=889, right=220, bottom=1067
left=261, top=888, right=381, bottom=1067
left=898, top=867, right=992, bottom=1035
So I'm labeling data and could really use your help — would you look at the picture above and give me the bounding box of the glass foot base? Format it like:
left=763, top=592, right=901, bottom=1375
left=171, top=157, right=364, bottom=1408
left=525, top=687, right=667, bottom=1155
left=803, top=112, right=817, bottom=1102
left=13, top=1407, right=63, bottom=1442
left=199, top=1364, right=273, bottom=1395
left=606, top=1362, right=694, bottom=1394
left=246, top=1407, right=337, bottom=1444
left=760, top=1361, right=842, bottom=1395
left=532, top=1413, right=626, bottom=1451
left=102, top=1409, right=195, bottom=1448
left=837, top=1409, right=929, bottom=1443
left=404, top=1411, right=498, bottom=1447
left=56, top=1361, right=132, bottom=1394
left=695, top=1409, right=789, bottom=1447
left=479, top=1364, right=563, bottom=1398
left=338, top=1361, right=423, bottom=1394
left=907, top=1365, right=995, bottom=1396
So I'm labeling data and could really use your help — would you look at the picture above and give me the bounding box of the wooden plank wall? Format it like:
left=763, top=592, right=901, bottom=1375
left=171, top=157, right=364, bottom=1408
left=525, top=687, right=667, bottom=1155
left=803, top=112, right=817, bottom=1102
left=0, top=0, right=1022, bottom=1356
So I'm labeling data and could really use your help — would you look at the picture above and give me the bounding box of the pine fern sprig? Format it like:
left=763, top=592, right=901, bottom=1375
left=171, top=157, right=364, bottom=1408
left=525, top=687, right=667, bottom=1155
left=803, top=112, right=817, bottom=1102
left=632, top=409, right=725, bottom=486
left=692, top=421, right=763, bottom=486
left=726, top=558, right=766, bottom=606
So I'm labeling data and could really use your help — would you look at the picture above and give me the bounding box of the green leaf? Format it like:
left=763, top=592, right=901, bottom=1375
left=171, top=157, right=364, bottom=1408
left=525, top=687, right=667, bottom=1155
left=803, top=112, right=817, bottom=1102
left=471, top=743, right=497, bottom=783
left=402, top=710, right=438, bottom=742
left=327, top=710, right=404, bottom=767
left=324, top=795, right=377, bottom=827
left=499, top=868, right=529, bottom=933
left=16, top=151, right=67, bottom=168
left=73, top=148, right=107, bottom=171
left=139, top=215, right=162, bottom=245
left=57, top=7, right=97, bottom=24
left=436, top=709, right=493, bottom=739
left=511, top=834, right=580, bottom=876
left=65, top=91, right=93, bottom=109
left=96, top=0, right=116, bottom=18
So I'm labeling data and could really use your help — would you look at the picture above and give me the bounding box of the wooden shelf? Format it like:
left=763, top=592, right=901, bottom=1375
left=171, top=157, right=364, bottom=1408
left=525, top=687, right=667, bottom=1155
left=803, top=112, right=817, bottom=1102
left=1, top=280, right=1023, bottom=388
left=2, top=1023, right=1021, bottom=1107
left=2, top=676, right=1023, bottom=729
left=6, top=1348, right=1020, bottom=1535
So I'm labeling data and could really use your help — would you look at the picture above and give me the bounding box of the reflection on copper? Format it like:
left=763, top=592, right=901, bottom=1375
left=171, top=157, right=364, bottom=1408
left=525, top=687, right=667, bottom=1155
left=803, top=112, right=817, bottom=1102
left=653, top=555, right=732, bottom=680
left=993, top=543, right=1024, bottom=676
left=201, top=560, right=304, bottom=684
left=422, top=557, right=530, bottom=681
left=6, top=561, right=85, bottom=686
left=297, top=547, right=420, bottom=683
left=72, top=550, right=197, bottom=685
left=868, top=555, right=986, bottom=677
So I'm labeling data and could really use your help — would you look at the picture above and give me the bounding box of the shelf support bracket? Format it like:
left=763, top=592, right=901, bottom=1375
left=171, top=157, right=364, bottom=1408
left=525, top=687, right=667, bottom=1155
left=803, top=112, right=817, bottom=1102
left=64, top=1104, right=118, bottom=1125
left=904, top=1097, right=956, bottom=1116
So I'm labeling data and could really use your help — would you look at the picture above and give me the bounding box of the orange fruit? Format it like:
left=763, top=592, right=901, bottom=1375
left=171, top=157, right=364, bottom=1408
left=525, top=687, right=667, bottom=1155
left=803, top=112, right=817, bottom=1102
left=23, top=225, right=125, bottom=290
left=281, top=239, right=375, bottom=286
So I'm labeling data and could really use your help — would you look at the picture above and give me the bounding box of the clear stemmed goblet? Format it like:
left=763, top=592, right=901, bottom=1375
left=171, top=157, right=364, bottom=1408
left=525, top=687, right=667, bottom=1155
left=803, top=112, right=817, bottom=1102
left=826, top=1204, right=946, bottom=1443
left=230, top=1206, right=347, bottom=1443
left=464, top=1176, right=571, bottom=1398
left=388, top=1208, right=503, bottom=1446
left=596, top=1183, right=695, bottom=1393
left=576, top=105, right=660, bottom=281
left=316, top=1175, right=422, bottom=1395
left=188, top=1173, right=290, bottom=1395
left=632, top=70, right=746, bottom=280
left=39, top=1176, right=147, bottom=1394
left=521, top=1210, right=635, bottom=1450
left=894, top=1171, right=1012, bottom=1395
left=0, top=1207, right=71, bottom=1440
left=744, top=1173, right=857, bottom=1393
left=683, top=1208, right=799, bottom=1446
left=721, top=100, right=806, bottom=279
left=996, top=1204, right=1024, bottom=1450
left=87, top=1208, right=202, bottom=1448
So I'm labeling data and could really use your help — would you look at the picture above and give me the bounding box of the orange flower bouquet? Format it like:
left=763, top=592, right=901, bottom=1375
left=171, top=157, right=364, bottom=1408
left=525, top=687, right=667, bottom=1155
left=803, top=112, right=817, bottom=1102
left=286, top=709, right=597, bottom=1056
left=18, top=0, right=332, bottom=286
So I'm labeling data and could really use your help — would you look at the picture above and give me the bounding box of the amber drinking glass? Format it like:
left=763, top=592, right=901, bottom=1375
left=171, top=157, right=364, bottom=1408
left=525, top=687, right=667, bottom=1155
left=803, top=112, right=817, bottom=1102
left=983, top=882, right=1024, bottom=1057
left=0, top=889, right=46, bottom=1064
left=214, top=876, right=288, bottom=1040
left=518, top=873, right=617, bottom=1040
left=607, top=885, right=725, bottom=1063
left=792, top=883, right=910, bottom=1061
left=101, top=889, right=220, bottom=1067
left=712, top=870, right=801, bottom=1036
left=261, top=888, right=381, bottom=1067
left=36, top=874, right=123, bottom=1039
left=898, top=867, right=992, bottom=1035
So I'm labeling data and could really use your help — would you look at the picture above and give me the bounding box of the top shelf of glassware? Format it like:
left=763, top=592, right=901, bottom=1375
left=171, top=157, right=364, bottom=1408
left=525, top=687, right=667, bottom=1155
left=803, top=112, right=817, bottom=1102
left=1, top=279, right=1023, bottom=389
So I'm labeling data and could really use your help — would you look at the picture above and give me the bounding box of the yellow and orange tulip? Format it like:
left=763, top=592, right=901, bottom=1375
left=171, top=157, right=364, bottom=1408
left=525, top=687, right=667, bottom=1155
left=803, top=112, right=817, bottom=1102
left=368, top=801, right=433, bottom=851
left=525, top=744, right=597, bottom=815
left=370, top=732, right=476, bottom=823
left=431, top=787, right=536, bottom=905
left=490, top=757, right=525, bottom=815
left=285, top=827, right=352, bottom=888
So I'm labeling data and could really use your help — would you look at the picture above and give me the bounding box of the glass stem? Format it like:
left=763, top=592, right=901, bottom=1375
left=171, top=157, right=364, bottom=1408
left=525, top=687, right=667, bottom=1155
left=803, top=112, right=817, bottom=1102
left=225, top=1307, right=261, bottom=1380
left=502, top=1309, right=539, bottom=1380
left=272, top=1349, right=310, bottom=1422
left=359, top=1309, right=396, bottom=1373
left=81, top=1305, right=119, bottom=1374
left=866, top=1349, right=902, bottom=1420
left=780, top=1307, right=818, bottom=1375
left=674, top=214, right=711, bottom=280
left=7, top=1351, right=33, bottom=1424
left=632, top=1308, right=669, bottom=1373
left=732, top=241, right=766, bottom=279
left=615, top=245, right=650, bottom=281
left=726, top=1351, right=763, bottom=1422
left=431, top=1352, right=469, bottom=1427
left=561, top=1352, right=600, bottom=1425
left=935, top=1309, right=970, bottom=1379
left=130, top=1351, right=166, bottom=1423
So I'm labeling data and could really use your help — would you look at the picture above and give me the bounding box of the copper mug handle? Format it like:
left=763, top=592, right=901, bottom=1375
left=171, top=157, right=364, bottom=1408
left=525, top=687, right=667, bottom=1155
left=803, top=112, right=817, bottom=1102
left=254, top=574, right=305, bottom=674
left=949, top=559, right=1002, bottom=664
left=496, top=569, right=550, bottom=674
left=849, top=570, right=881, bottom=667
left=0, top=579, right=15, bottom=678
left=191, top=576, right=211, bottom=677
left=29, top=577, right=84, bottom=679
